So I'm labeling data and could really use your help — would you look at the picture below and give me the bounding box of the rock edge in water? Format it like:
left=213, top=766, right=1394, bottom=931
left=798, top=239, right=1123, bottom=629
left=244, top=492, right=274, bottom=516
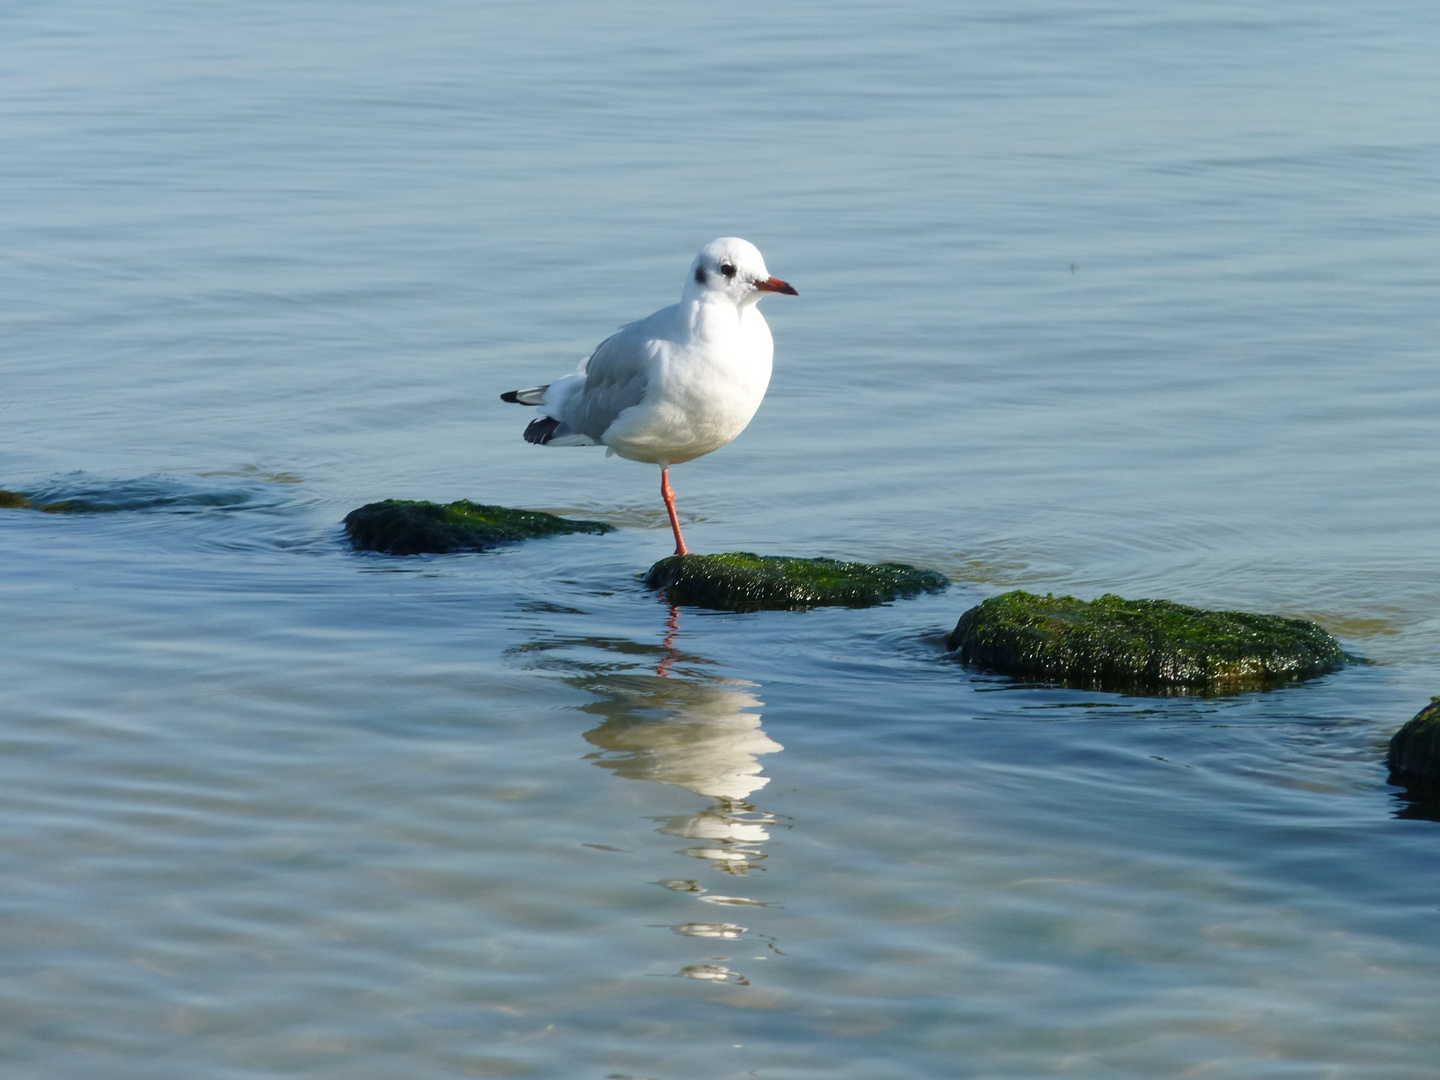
left=644, top=552, right=950, bottom=612
left=344, top=499, right=613, bottom=556
left=947, top=589, right=1347, bottom=693
left=1, top=478, right=256, bottom=513
left=1388, top=699, right=1440, bottom=784
left=0, top=488, right=116, bottom=513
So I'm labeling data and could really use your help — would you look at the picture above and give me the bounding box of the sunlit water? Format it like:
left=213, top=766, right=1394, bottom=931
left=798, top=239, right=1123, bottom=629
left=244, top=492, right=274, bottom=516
left=3, top=2, right=1440, bottom=1077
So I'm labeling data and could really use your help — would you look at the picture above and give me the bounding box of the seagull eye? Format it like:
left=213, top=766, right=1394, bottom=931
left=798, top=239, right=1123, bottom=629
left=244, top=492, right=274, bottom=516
left=720, top=262, right=736, bottom=279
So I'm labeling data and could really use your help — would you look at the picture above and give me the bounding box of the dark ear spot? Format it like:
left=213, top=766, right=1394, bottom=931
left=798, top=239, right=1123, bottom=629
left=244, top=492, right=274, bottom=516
left=694, top=268, right=706, bottom=285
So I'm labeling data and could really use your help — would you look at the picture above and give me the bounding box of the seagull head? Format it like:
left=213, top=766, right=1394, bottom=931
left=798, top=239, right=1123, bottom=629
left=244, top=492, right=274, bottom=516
left=685, top=237, right=798, bottom=307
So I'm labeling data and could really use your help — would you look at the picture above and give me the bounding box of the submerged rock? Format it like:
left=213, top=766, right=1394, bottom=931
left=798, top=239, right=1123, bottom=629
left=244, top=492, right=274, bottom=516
left=1388, top=699, right=1440, bottom=785
left=644, top=552, right=949, bottom=612
left=0, top=487, right=81, bottom=512
left=947, top=590, right=1347, bottom=693
left=344, top=498, right=613, bottom=555
left=0, top=478, right=255, bottom=513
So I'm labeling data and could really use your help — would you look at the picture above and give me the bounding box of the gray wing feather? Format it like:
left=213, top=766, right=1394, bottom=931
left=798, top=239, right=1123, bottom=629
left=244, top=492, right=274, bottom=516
left=565, top=327, right=655, bottom=442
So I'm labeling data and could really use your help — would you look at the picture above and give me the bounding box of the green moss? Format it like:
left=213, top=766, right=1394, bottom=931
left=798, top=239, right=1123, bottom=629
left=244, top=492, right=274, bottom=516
left=947, top=590, right=1347, bottom=693
left=1388, top=698, right=1440, bottom=784
left=0, top=479, right=251, bottom=513
left=344, top=498, right=613, bottom=555
left=0, top=489, right=83, bottom=512
left=644, top=552, right=949, bottom=612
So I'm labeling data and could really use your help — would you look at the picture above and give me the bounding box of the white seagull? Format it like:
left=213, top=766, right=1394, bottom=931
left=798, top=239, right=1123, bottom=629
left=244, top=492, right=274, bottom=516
left=502, top=237, right=798, bottom=556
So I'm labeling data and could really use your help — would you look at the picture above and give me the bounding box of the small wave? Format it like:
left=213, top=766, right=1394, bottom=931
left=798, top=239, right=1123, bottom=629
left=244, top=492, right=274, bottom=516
left=0, top=472, right=334, bottom=557
left=0, top=473, right=288, bottom=514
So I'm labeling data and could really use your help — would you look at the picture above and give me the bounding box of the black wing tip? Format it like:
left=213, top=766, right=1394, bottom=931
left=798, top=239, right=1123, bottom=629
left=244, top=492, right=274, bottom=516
left=523, top=416, right=562, bottom=445
left=500, top=390, right=521, bottom=403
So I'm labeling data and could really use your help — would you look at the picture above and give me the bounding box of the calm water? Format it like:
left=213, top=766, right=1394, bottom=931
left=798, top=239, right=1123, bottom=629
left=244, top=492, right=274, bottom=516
left=3, top=2, right=1440, bottom=1077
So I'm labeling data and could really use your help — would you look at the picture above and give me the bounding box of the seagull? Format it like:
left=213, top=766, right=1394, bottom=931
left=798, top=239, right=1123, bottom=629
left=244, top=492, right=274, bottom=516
left=502, top=237, right=797, bottom=556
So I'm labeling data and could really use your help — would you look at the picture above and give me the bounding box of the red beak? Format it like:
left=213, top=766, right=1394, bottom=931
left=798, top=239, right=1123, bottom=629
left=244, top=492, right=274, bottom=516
left=754, top=276, right=799, bottom=296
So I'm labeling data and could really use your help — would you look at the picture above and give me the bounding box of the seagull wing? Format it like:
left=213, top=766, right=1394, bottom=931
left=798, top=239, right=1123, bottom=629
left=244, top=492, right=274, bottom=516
left=563, top=313, right=669, bottom=443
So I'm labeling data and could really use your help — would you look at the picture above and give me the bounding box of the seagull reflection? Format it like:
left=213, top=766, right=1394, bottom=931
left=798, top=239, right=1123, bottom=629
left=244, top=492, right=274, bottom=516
left=582, top=677, right=779, bottom=802
left=576, top=615, right=782, bottom=880
left=511, top=606, right=785, bottom=983
left=677, top=963, right=749, bottom=986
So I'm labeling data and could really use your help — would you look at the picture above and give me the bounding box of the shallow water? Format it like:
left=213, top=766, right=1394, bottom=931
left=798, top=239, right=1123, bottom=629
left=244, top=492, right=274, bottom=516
left=3, top=2, right=1440, bottom=1077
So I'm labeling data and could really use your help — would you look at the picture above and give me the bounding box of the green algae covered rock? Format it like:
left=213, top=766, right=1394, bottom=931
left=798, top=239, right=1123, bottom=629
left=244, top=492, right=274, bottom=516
left=0, top=478, right=255, bottom=513
left=0, top=492, right=113, bottom=513
left=644, top=552, right=949, bottom=612
left=0, top=489, right=88, bottom=512
left=947, top=589, right=1347, bottom=693
left=344, top=499, right=613, bottom=556
left=1388, top=699, right=1440, bottom=784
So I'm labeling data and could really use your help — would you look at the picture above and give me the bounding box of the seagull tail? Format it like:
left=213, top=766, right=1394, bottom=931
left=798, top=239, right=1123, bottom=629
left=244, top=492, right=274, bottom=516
left=501, top=385, right=549, bottom=406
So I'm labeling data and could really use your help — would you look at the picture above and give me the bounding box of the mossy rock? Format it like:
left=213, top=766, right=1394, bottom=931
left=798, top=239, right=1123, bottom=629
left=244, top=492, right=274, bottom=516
left=947, top=590, right=1347, bottom=693
left=0, top=489, right=84, bottom=512
left=1388, top=699, right=1440, bottom=785
left=0, top=479, right=252, bottom=513
left=344, top=499, right=613, bottom=555
left=644, top=552, right=949, bottom=612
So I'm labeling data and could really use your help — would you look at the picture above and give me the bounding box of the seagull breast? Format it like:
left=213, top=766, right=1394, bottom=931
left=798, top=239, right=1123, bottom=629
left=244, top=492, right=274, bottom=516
left=602, top=301, right=773, bottom=466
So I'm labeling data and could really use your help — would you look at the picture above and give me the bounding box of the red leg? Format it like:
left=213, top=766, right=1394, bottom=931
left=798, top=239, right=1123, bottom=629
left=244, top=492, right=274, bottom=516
left=657, top=605, right=680, bottom=678
left=660, top=467, right=689, bottom=556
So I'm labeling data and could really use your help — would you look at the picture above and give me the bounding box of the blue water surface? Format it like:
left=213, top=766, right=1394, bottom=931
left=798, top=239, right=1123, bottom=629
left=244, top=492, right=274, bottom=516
left=3, top=2, right=1439, bottom=1077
